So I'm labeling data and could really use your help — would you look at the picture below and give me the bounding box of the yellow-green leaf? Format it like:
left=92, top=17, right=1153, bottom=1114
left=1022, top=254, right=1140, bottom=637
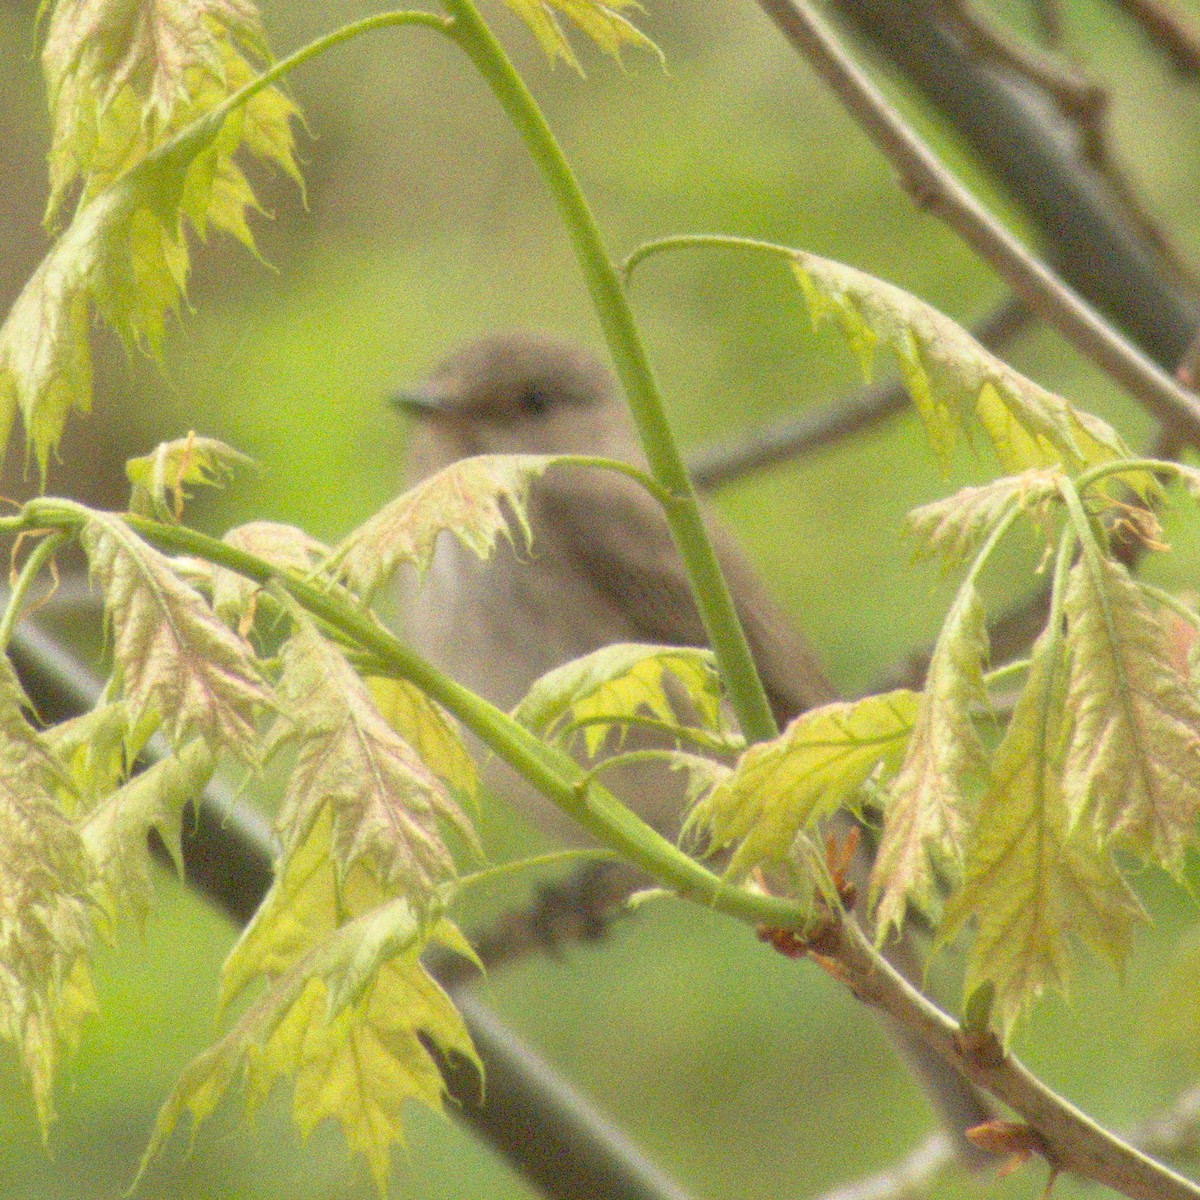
left=871, top=583, right=990, bottom=937
left=1062, top=555, right=1200, bottom=870
left=82, top=738, right=215, bottom=928
left=126, top=432, right=253, bottom=522
left=908, top=469, right=1060, bottom=567
left=514, top=642, right=726, bottom=757
left=0, top=658, right=96, bottom=1132
left=501, top=0, right=661, bottom=70
left=685, top=690, right=917, bottom=879
left=792, top=252, right=1137, bottom=479
left=212, top=520, right=329, bottom=633
left=334, top=454, right=555, bottom=600
left=143, top=893, right=477, bottom=1196
left=941, top=628, right=1144, bottom=1039
left=271, top=618, right=476, bottom=914
left=80, top=510, right=272, bottom=759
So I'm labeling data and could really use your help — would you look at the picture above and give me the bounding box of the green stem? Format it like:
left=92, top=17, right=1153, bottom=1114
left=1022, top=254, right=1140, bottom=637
left=1073, top=456, right=1176, bottom=494
left=439, top=0, right=779, bottom=745
left=454, top=848, right=619, bottom=897
left=0, top=531, right=68, bottom=653
left=17, top=501, right=806, bottom=931
left=982, top=656, right=1030, bottom=691
left=623, top=233, right=797, bottom=284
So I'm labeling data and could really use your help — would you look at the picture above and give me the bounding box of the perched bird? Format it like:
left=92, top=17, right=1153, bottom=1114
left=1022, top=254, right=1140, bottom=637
left=396, top=330, right=835, bottom=841
left=394, top=328, right=993, bottom=1153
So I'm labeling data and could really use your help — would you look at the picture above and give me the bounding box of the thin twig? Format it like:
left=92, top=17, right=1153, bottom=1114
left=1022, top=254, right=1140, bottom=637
left=688, top=296, right=1030, bottom=491
left=1110, top=0, right=1200, bottom=76
left=753, top=0, right=1200, bottom=445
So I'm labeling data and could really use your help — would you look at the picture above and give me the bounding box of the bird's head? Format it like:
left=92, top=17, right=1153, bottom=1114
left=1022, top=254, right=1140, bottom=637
left=393, top=331, right=634, bottom=474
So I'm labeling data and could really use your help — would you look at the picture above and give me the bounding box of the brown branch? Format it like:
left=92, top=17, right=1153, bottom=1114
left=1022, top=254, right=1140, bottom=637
left=1110, top=0, right=1200, bottom=76
left=752, top=0, right=1200, bottom=446
left=688, top=296, right=1031, bottom=491
left=816, top=914, right=1200, bottom=1200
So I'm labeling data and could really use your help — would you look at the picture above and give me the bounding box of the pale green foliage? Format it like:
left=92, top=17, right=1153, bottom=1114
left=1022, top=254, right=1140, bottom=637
left=1062, top=555, right=1200, bottom=870
left=271, top=618, right=476, bottom=915
left=44, top=700, right=137, bottom=815
left=146, top=811, right=477, bottom=1195
left=871, top=582, right=990, bottom=937
left=908, top=469, right=1060, bottom=566
left=500, top=0, right=661, bottom=71
left=368, top=677, right=478, bottom=807
left=792, top=252, right=1134, bottom=476
left=686, top=691, right=917, bottom=880
left=80, top=511, right=272, bottom=760
left=334, top=454, right=555, bottom=599
left=126, top=433, right=253, bottom=522
left=82, top=739, right=216, bottom=928
left=0, top=0, right=300, bottom=474
left=514, top=642, right=727, bottom=756
left=212, top=521, right=329, bottom=632
left=0, top=659, right=96, bottom=1132
left=941, top=629, right=1143, bottom=1039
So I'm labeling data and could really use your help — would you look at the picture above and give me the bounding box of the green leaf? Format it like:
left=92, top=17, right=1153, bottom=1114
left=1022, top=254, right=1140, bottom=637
left=513, top=642, right=726, bottom=757
left=80, top=510, right=272, bottom=760
left=500, top=0, right=662, bottom=71
left=334, top=454, right=555, bottom=600
left=941, top=628, right=1144, bottom=1039
left=40, top=0, right=295, bottom=227
left=1062, top=555, right=1200, bottom=870
left=44, top=700, right=135, bottom=815
left=143, top=885, right=477, bottom=1196
left=271, top=617, right=476, bottom=915
left=212, top=521, right=329, bottom=632
left=685, top=691, right=917, bottom=879
left=126, top=433, right=253, bottom=522
left=368, top=677, right=478, bottom=808
left=0, top=658, right=96, bottom=1132
left=871, top=583, right=990, bottom=938
left=791, top=252, right=1137, bottom=478
left=908, top=469, right=1060, bottom=567
left=82, top=738, right=215, bottom=928
left=0, top=23, right=300, bottom=475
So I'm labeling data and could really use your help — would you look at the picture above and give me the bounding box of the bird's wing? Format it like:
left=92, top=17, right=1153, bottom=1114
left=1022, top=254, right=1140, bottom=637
left=533, top=469, right=836, bottom=726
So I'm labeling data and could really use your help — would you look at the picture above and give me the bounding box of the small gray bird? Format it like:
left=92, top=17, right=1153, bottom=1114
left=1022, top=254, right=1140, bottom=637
left=394, top=329, right=993, bottom=1153
left=396, top=330, right=836, bottom=839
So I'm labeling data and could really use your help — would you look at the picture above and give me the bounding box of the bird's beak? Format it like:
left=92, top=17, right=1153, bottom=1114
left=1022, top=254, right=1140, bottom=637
left=388, top=381, right=453, bottom=416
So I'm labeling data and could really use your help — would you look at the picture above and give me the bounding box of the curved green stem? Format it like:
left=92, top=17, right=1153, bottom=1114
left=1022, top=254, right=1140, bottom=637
left=15, top=500, right=806, bottom=931
left=553, top=455, right=676, bottom=508
left=0, top=531, right=67, bottom=653
left=454, top=848, right=620, bottom=897
left=439, top=0, right=779, bottom=745
left=623, top=233, right=797, bottom=285
left=1074, top=456, right=1178, bottom=494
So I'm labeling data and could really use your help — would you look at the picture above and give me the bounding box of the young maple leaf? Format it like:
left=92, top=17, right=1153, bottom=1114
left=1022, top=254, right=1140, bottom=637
left=513, top=642, right=727, bottom=757
left=1062, top=555, right=1200, bottom=870
left=907, top=469, right=1060, bottom=567
left=270, top=619, right=477, bottom=916
left=80, top=511, right=272, bottom=760
left=0, top=13, right=300, bottom=475
left=212, top=521, right=330, bottom=633
left=0, top=659, right=96, bottom=1131
left=126, top=433, right=253, bottom=522
left=142, top=891, right=478, bottom=1196
left=82, top=739, right=216, bottom=929
left=40, top=0, right=295, bottom=226
left=501, top=0, right=662, bottom=71
left=871, top=582, right=990, bottom=938
left=684, top=690, right=917, bottom=880
left=941, top=627, right=1144, bottom=1038
left=791, top=252, right=1147, bottom=487
left=333, top=454, right=555, bottom=599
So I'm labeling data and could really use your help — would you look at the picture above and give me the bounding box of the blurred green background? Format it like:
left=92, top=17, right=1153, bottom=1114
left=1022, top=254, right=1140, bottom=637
left=3, top=0, right=1200, bottom=1196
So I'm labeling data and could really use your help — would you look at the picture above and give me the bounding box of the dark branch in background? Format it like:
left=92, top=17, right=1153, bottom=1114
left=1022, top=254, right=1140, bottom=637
left=825, top=0, right=1200, bottom=373
left=1110, top=0, right=1200, bottom=76
left=687, top=296, right=1030, bottom=491
left=751, top=0, right=1200, bottom=446
left=9, top=619, right=699, bottom=1200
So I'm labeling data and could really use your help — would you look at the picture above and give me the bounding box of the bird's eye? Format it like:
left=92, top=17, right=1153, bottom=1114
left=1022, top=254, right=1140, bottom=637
left=518, top=388, right=550, bottom=416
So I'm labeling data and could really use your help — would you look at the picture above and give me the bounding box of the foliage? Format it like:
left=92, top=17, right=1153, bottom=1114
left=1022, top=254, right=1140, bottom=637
left=2, top=0, right=1200, bottom=1192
